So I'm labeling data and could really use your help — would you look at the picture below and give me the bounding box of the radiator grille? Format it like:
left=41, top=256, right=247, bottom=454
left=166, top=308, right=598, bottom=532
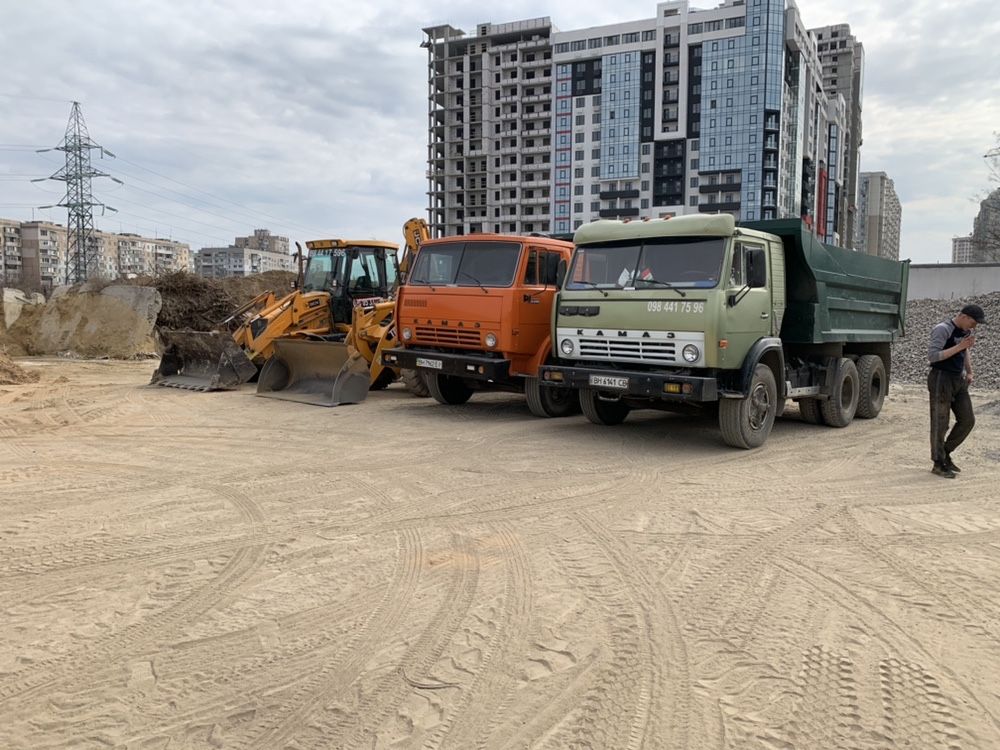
left=578, top=337, right=677, bottom=363
left=415, top=326, right=481, bottom=347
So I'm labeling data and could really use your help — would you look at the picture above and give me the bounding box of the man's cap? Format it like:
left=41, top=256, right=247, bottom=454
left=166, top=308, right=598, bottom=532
left=960, top=303, right=987, bottom=324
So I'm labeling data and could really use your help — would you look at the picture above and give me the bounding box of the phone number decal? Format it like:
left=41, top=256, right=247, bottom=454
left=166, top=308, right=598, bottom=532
left=647, top=301, right=705, bottom=314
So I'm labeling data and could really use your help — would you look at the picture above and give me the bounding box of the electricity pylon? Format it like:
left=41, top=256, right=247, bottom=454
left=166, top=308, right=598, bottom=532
left=35, top=102, right=122, bottom=284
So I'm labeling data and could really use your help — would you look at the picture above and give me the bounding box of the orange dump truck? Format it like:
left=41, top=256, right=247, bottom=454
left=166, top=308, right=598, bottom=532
left=381, top=233, right=577, bottom=417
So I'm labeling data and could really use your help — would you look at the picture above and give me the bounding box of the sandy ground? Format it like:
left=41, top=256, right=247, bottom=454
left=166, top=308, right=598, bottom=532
left=2, top=358, right=1000, bottom=750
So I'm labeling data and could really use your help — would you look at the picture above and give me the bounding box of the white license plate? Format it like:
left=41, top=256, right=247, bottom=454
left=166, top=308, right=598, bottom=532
left=416, top=357, right=443, bottom=370
left=589, top=374, right=628, bottom=389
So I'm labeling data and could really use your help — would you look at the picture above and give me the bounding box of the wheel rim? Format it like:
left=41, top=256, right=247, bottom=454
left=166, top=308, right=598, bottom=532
left=749, top=383, right=771, bottom=430
left=871, top=372, right=883, bottom=402
left=841, top=375, right=855, bottom=407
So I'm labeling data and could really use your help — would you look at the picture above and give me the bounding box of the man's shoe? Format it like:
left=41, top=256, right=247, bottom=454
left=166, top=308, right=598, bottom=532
left=944, top=454, right=961, bottom=472
left=932, top=463, right=956, bottom=479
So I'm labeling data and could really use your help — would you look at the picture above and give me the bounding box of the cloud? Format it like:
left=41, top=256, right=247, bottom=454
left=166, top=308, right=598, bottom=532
left=1, top=0, right=998, bottom=262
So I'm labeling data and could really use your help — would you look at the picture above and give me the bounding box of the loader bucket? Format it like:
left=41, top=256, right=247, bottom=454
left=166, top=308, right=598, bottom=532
left=151, top=330, right=257, bottom=391
left=255, top=338, right=371, bottom=407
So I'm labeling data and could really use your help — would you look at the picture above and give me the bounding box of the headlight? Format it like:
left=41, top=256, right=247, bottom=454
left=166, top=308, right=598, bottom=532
left=682, top=344, right=700, bottom=363
left=485, top=332, right=498, bottom=348
left=402, top=327, right=412, bottom=341
left=560, top=338, right=575, bottom=356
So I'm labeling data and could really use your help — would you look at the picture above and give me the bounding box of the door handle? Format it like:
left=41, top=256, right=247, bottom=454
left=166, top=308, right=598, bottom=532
left=760, top=312, right=769, bottom=319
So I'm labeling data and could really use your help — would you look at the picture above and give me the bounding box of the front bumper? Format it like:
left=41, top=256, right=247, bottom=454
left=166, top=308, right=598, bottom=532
left=382, top=347, right=511, bottom=381
left=538, top=364, right=719, bottom=402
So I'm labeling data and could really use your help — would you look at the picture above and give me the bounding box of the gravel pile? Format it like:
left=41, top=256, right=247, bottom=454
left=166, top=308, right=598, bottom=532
left=892, top=292, right=1000, bottom=390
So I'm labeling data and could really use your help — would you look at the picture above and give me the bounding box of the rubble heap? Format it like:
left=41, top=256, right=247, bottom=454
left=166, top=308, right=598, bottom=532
left=892, top=292, right=1000, bottom=390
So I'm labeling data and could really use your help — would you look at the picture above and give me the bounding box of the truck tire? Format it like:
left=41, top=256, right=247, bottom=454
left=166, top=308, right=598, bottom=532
left=427, top=373, right=473, bottom=405
left=797, top=398, right=825, bottom=425
left=579, top=388, right=630, bottom=426
left=525, top=377, right=579, bottom=418
left=719, top=363, right=777, bottom=449
left=855, top=354, right=886, bottom=419
left=820, top=357, right=859, bottom=427
left=401, top=368, right=429, bottom=398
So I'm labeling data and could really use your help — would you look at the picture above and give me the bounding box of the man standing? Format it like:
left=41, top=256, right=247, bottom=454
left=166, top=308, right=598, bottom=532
left=927, top=303, right=986, bottom=478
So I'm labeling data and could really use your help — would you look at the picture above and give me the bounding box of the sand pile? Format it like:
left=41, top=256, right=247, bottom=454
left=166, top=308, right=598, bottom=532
left=1, top=285, right=161, bottom=358
left=0, top=349, right=40, bottom=384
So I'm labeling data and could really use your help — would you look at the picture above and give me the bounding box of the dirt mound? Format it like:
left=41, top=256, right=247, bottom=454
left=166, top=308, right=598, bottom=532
left=221, top=271, right=295, bottom=305
left=1, top=285, right=161, bottom=359
left=149, top=273, right=238, bottom=332
left=0, top=350, right=40, bottom=385
left=133, top=271, right=296, bottom=332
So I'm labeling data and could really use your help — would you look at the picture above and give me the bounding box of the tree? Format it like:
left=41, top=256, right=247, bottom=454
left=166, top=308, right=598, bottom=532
left=976, top=134, right=1000, bottom=262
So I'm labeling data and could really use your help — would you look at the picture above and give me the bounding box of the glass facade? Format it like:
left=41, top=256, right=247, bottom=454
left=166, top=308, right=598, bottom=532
left=697, top=0, right=785, bottom=220
left=601, top=52, right=641, bottom=180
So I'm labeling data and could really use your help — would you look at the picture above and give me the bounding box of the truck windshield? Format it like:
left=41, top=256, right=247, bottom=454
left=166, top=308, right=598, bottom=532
left=302, top=251, right=345, bottom=292
left=567, top=237, right=726, bottom=290
left=408, top=241, right=521, bottom=288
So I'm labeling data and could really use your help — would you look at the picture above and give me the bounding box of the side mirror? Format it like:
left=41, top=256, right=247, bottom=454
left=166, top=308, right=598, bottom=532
left=556, top=258, right=568, bottom=288
left=747, top=248, right=767, bottom=288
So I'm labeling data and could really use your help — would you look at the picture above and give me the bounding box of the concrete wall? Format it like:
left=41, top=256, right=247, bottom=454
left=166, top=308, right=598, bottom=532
left=908, top=263, right=1000, bottom=300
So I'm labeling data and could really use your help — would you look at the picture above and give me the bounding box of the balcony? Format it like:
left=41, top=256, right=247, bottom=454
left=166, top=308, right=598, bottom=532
left=699, top=182, right=741, bottom=193
left=599, top=207, right=640, bottom=218
left=599, top=189, right=640, bottom=200
left=698, top=202, right=741, bottom=213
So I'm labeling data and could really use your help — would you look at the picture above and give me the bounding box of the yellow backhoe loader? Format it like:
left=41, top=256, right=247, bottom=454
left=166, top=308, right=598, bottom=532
left=255, top=218, right=431, bottom=406
left=151, top=238, right=401, bottom=396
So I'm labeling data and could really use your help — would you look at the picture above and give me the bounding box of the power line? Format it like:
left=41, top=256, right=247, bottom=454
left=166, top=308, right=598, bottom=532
left=112, top=154, right=335, bottom=237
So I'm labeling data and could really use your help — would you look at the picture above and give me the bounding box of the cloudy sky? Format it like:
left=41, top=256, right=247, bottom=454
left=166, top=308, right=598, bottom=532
left=1, top=0, right=998, bottom=263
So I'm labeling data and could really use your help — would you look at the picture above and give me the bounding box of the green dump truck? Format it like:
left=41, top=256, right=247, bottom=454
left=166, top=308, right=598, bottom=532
left=538, top=214, right=909, bottom=449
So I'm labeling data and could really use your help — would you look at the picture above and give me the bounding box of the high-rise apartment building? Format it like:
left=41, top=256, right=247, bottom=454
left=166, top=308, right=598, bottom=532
left=971, top=187, right=1000, bottom=262
left=811, top=23, right=863, bottom=249
left=423, top=18, right=556, bottom=237
left=952, top=235, right=974, bottom=264
left=425, top=2, right=860, bottom=246
left=856, top=171, right=901, bottom=260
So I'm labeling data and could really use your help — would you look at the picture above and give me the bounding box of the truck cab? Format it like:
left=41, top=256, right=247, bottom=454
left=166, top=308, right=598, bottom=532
left=381, top=234, right=577, bottom=417
left=540, top=214, right=908, bottom=448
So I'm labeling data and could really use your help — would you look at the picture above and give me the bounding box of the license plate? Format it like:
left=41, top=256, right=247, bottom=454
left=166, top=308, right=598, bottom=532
left=589, top=374, right=628, bottom=389
left=416, top=357, right=443, bottom=370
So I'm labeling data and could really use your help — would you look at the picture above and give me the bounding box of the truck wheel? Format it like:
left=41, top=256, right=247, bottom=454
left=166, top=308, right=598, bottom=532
left=820, top=357, right=859, bottom=427
left=856, top=354, right=886, bottom=419
left=525, top=377, right=579, bottom=418
left=427, top=373, right=473, bottom=405
left=401, top=368, right=429, bottom=398
left=579, top=388, right=630, bottom=426
left=719, top=363, right=777, bottom=449
left=797, top=398, right=825, bottom=425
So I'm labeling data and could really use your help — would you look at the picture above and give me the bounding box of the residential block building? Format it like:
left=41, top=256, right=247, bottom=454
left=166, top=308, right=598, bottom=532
left=195, top=235, right=293, bottom=279
left=0, top=217, right=192, bottom=291
left=856, top=171, right=901, bottom=260
left=971, top=187, right=1000, bottom=262
left=424, top=1, right=861, bottom=247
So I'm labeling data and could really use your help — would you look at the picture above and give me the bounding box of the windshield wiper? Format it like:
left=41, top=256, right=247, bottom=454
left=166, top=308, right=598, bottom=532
left=457, top=270, right=489, bottom=293
left=572, top=280, right=609, bottom=298
left=636, top=277, right=686, bottom=297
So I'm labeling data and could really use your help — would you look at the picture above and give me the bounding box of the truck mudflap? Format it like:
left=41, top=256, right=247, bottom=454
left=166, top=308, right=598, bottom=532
left=256, top=338, right=371, bottom=407
left=539, top=364, right=719, bottom=402
left=151, top=330, right=258, bottom=392
left=382, top=347, right=511, bottom=382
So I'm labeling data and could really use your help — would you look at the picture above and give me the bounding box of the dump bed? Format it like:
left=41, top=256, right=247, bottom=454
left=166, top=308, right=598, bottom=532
left=742, top=219, right=909, bottom=345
